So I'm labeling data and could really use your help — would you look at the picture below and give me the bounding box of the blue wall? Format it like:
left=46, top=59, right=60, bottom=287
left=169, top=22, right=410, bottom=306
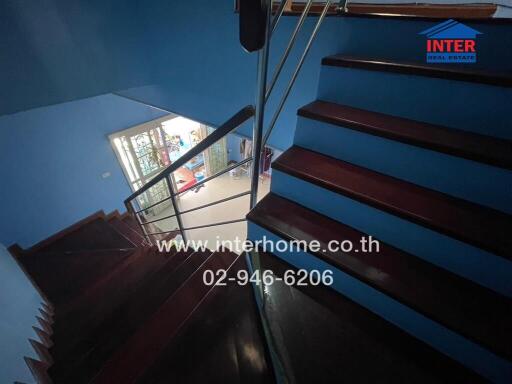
left=0, top=94, right=167, bottom=248
left=0, top=0, right=155, bottom=116
left=227, top=133, right=245, bottom=164
left=334, top=16, right=512, bottom=72
left=116, top=4, right=512, bottom=150
left=2, top=1, right=510, bottom=149
left=1, top=1, right=511, bottom=243
left=0, top=243, right=43, bottom=383
left=116, top=0, right=344, bottom=150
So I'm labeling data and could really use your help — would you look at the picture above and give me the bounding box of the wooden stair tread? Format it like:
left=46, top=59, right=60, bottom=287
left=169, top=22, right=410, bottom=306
left=322, top=54, right=512, bottom=87
left=35, top=218, right=135, bottom=253
left=51, top=247, right=184, bottom=357
left=122, top=215, right=145, bottom=237
left=22, top=210, right=106, bottom=255
left=24, top=357, right=52, bottom=384
left=299, top=100, right=512, bottom=169
left=49, top=249, right=213, bottom=384
left=256, top=252, right=483, bottom=383
left=273, top=146, right=512, bottom=259
left=108, top=216, right=146, bottom=246
left=90, top=251, right=240, bottom=384
left=136, top=256, right=274, bottom=384
left=248, top=193, right=512, bottom=360
left=19, top=249, right=133, bottom=306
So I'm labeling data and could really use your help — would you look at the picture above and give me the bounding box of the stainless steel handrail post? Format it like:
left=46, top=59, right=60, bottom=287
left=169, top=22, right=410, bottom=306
left=166, top=175, right=187, bottom=243
left=265, top=0, right=313, bottom=101
left=338, top=0, right=349, bottom=12
left=126, top=200, right=152, bottom=246
left=270, top=0, right=287, bottom=34
left=263, top=0, right=332, bottom=147
left=250, top=0, right=272, bottom=209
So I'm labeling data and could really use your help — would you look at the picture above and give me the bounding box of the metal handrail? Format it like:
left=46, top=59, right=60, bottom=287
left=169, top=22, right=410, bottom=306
left=134, top=195, right=172, bottom=215
left=146, top=218, right=247, bottom=236
left=263, top=0, right=332, bottom=147
left=176, top=157, right=253, bottom=196
left=338, top=0, right=349, bottom=12
left=141, top=191, right=251, bottom=226
left=270, top=0, right=287, bottom=34
left=265, top=0, right=314, bottom=101
left=124, top=105, right=254, bottom=205
left=249, top=0, right=272, bottom=209
left=126, top=0, right=333, bottom=244
left=133, top=156, right=253, bottom=214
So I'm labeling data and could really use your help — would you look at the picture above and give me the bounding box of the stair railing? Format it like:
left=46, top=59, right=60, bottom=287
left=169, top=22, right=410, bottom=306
left=124, top=106, right=254, bottom=245
left=124, top=0, right=334, bottom=245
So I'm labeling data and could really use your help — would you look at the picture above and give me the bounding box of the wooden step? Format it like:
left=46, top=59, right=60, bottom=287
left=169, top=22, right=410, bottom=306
left=32, top=217, right=135, bottom=253
left=90, top=251, right=240, bottom=384
left=29, top=339, right=53, bottom=365
left=15, top=210, right=105, bottom=255
left=36, top=316, right=53, bottom=335
left=136, top=256, right=274, bottom=384
left=122, top=214, right=145, bottom=237
left=322, top=55, right=512, bottom=87
left=272, top=146, right=512, bottom=260
left=248, top=193, right=512, bottom=361
left=255, top=251, right=484, bottom=383
left=19, top=249, right=133, bottom=306
left=298, top=100, right=512, bottom=170
left=108, top=216, right=146, bottom=246
left=33, top=326, right=52, bottom=348
left=345, top=3, right=497, bottom=19
left=51, top=247, right=184, bottom=357
left=49, top=249, right=213, bottom=384
left=24, top=357, right=52, bottom=384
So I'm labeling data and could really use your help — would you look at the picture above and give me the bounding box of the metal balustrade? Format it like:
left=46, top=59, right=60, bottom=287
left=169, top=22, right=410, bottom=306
left=124, top=0, right=334, bottom=245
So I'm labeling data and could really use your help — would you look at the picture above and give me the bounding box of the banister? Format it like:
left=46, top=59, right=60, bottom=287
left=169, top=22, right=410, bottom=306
left=125, top=0, right=334, bottom=245
left=124, top=105, right=255, bottom=205
left=239, top=0, right=269, bottom=52
left=270, top=0, right=287, bottom=34
left=263, top=0, right=332, bottom=147
left=266, top=0, right=314, bottom=101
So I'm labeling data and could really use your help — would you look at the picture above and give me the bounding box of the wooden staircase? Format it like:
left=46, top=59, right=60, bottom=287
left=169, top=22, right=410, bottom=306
left=9, top=53, right=512, bottom=383
left=12, top=211, right=273, bottom=384
left=247, top=55, right=512, bottom=382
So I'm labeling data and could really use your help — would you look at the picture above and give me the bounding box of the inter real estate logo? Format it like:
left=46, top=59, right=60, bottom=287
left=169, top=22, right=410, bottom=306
left=419, top=19, right=482, bottom=64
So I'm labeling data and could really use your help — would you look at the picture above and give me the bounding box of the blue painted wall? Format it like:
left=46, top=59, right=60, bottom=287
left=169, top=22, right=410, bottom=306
left=227, top=133, right=245, bottom=164
left=116, top=4, right=512, bottom=150
left=0, top=243, right=43, bottom=383
left=2, top=1, right=510, bottom=149
left=0, top=0, right=154, bottom=116
left=0, top=94, right=167, bottom=248
left=1, top=1, right=510, bottom=242
left=334, top=16, right=512, bottom=72
left=116, top=0, right=344, bottom=150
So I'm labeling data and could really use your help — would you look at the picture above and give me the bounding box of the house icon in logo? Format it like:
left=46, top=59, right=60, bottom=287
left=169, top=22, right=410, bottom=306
left=419, top=20, right=482, bottom=63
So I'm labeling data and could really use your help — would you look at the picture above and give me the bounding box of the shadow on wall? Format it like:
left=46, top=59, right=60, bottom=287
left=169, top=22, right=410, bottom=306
left=0, top=244, right=43, bottom=383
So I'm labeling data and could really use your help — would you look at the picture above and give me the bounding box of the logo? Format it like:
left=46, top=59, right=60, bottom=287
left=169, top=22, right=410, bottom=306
left=419, top=19, right=482, bottom=63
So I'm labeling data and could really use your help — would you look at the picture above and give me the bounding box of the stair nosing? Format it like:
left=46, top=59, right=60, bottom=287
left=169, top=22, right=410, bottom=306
left=89, top=251, right=240, bottom=384
left=298, top=100, right=512, bottom=170
left=48, top=250, right=208, bottom=379
left=108, top=216, right=145, bottom=246
left=247, top=193, right=512, bottom=361
left=272, top=146, right=512, bottom=260
left=322, top=55, right=512, bottom=87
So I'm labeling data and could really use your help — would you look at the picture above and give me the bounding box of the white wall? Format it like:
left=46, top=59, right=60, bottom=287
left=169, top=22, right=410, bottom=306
left=0, top=244, right=43, bottom=383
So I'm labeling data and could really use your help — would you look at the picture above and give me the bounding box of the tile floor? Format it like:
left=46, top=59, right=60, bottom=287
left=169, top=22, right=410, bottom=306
left=149, top=172, right=271, bottom=253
